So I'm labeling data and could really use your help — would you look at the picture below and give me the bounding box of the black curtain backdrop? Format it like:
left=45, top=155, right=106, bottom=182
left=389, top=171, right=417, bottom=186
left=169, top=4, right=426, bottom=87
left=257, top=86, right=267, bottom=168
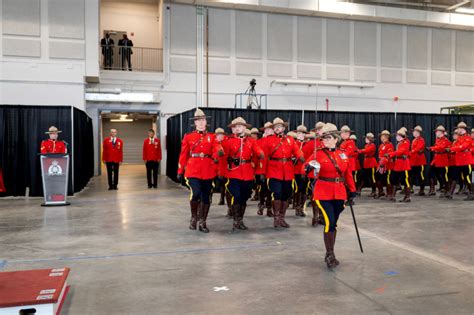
left=166, top=107, right=474, bottom=182
left=0, top=105, right=94, bottom=197
left=73, top=108, right=94, bottom=193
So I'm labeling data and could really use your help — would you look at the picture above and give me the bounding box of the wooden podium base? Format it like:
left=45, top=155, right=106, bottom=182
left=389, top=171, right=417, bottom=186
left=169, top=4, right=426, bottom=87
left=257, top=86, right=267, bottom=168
left=0, top=268, right=70, bottom=315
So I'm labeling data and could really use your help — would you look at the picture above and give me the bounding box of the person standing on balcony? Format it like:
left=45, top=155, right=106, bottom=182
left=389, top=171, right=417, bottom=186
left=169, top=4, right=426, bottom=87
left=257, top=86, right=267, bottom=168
left=119, top=34, right=133, bottom=71
left=100, top=33, right=114, bottom=70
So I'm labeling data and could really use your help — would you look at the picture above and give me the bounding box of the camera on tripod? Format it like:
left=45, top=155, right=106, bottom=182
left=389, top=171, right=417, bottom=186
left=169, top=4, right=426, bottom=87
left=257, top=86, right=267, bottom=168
left=249, top=79, right=256, bottom=88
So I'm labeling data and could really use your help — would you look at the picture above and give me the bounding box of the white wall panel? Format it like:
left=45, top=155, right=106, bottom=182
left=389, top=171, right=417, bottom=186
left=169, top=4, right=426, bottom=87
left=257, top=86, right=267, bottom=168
left=354, top=67, right=376, bottom=82
left=406, top=70, right=427, bottom=84
left=267, top=62, right=292, bottom=77
left=354, top=22, right=376, bottom=67
left=208, top=8, right=231, bottom=57
left=455, top=73, right=474, bottom=86
left=205, top=59, right=231, bottom=74
left=407, top=26, right=427, bottom=69
left=381, top=69, right=402, bottom=82
left=49, top=41, right=85, bottom=59
left=297, top=17, right=322, bottom=63
left=455, top=31, right=474, bottom=73
left=381, top=24, right=402, bottom=68
left=267, top=14, right=292, bottom=61
left=236, top=60, right=263, bottom=76
left=2, top=38, right=41, bottom=57
left=297, top=64, right=321, bottom=79
left=171, top=56, right=197, bottom=72
left=236, top=11, right=262, bottom=59
left=170, top=5, right=196, bottom=55
left=326, top=19, right=349, bottom=65
left=431, top=71, right=451, bottom=85
left=49, top=0, right=85, bottom=39
left=2, top=0, right=40, bottom=36
left=326, top=65, right=350, bottom=80
left=431, top=29, right=452, bottom=71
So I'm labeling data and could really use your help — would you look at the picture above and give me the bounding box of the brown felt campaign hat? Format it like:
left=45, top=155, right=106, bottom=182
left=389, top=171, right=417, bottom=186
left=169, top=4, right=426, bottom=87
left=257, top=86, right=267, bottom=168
left=228, top=117, right=251, bottom=128
left=45, top=126, right=62, bottom=134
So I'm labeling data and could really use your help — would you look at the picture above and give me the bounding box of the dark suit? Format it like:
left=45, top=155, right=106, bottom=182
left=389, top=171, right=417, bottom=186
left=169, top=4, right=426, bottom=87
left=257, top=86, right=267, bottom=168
left=100, top=37, right=114, bottom=70
left=118, top=38, right=133, bottom=71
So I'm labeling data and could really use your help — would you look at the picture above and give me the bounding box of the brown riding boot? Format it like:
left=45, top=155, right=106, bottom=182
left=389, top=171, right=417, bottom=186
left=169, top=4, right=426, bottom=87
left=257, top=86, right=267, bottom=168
left=323, top=231, right=337, bottom=269
left=416, top=185, right=426, bottom=196
left=464, top=183, right=474, bottom=201
left=198, top=203, right=210, bottom=233
left=368, top=185, right=377, bottom=198
left=279, top=201, right=290, bottom=228
left=446, top=180, right=457, bottom=199
left=374, top=182, right=385, bottom=199
left=387, top=184, right=396, bottom=202
left=189, top=200, right=199, bottom=230
left=273, top=200, right=281, bottom=228
left=225, top=191, right=233, bottom=218
left=292, top=192, right=298, bottom=210
left=239, top=203, right=248, bottom=230
left=232, top=204, right=241, bottom=231
left=428, top=178, right=436, bottom=196
left=400, top=186, right=411, bottom=202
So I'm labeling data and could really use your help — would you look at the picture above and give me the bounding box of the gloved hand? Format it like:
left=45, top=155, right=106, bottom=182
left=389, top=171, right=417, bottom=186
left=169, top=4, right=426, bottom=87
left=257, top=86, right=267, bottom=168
left=217, top=150, right=224, bottom=157
left=349, top=191, right=357, bottom=201
left=259, top=174, right=266, bottom=182
left=445, top=148, right=451, bottom=152
left=299, top=156, right=305, bottom=163
left=177, top=174, right=183, bottom=182
left=259, top=153, right=265, bottom=159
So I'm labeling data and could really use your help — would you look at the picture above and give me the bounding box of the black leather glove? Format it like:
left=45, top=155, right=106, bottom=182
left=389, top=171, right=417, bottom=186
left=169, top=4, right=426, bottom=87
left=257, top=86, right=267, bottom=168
left=177, top=174, right=183, bottom=182
left=259, top=174, right=266, bottom=182
left=299, top=156, right=305, bottom=163
left=217, top=150, right=224, bottom=157
left=349, top=191, right=357, bottom=200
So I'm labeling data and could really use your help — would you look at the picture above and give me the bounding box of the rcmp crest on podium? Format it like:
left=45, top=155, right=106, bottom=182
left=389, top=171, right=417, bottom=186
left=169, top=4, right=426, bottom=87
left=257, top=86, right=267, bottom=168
left=40, top=154, right=70, bottom=206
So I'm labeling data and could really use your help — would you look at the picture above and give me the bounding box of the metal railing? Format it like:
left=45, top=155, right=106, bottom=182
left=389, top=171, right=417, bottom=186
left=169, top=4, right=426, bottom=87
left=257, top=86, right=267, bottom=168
left=99, top=45, right=163, bottom=72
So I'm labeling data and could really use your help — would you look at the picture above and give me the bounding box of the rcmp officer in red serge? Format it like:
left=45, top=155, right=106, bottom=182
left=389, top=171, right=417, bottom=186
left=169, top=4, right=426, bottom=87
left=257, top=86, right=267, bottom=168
left=339, top=125, right=357, bottom=179
left=40, top=126, right=67, bottom=154
left=256, top=122, right=274, bottom=217
left=305, top=123, right=356, bottom=269
left=261, top=117, right=304, bottom=228
left=387, top=128, right=412, bottom=202
left=376, top=130, right=394, bottom=199
left=409, top=125, right=427, bottom=195
left=292, top=125, right=308, bottom=217
left=428, top=125, right=451, bottom=196
left=142, top=129, right=162, bottom=189
left=214, top=128, right=228, bottom=207
left=357, top=133, right=377, bottom=197
left=223, top=117, right=264, bottom=231
left=446, top=122, right=473, bottom=200
left=302, top=121, right=325, bottom=227
left=177, top=108, right=224, bottom=233
left=102, top=129, right=123, bottom=190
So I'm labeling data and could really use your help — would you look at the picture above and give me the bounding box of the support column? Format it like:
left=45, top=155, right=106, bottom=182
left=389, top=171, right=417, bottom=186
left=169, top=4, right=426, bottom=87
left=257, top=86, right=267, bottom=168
left=196, top=6, right=205, bottom=108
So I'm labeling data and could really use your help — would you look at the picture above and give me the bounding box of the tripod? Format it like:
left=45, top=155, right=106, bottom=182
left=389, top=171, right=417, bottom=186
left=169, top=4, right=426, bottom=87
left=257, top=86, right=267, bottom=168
left=244, top=84, right=260, bottom=109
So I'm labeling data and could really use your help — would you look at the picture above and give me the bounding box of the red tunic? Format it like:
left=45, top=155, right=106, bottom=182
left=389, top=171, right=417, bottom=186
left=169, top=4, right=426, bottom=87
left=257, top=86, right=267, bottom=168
left=450, top=134, right=473, bottom=166
left=409, top=137, right=426, bottom=166
left=0, top=167, right=5, bottom=193
left=307, top=149, right=356, bottom=200
left=255, top=137, right=267, bottom=175
left=293, top=140, right=306, bottom=175
left=262, top=134, right=303, bottom=181
left=142, top=137, right=162, bottom=161
left=102, top=137, right=123, bottom=163
left=178, top=131, right=222, bottom=180
left=430, top=137, right=451, bottom=167
left=216, top=137, right=228, bottom=177
left=340, top=139, right=358, bottom=172
left=378, top=142, right=394, bottom=170
left=388, top=138, right=411, bottom=171
left=40, top=139, right=67, bottom=154
left=359, top=142, right=378, bottom=169
left=222, top=135, right=264, bottom=181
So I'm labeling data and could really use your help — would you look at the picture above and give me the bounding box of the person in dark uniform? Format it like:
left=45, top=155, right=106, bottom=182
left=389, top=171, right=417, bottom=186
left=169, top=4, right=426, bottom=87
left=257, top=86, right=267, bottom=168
left=102, top=129, right=123, bottom=190
left=177, top=109, right=224, bottom=233
left=118, top=34, right=133, bottom=71
left=223, top=117, right=264, bottom=231
left=142, top=129, right=162, bottom=188
left=100, top=33, right=114, bottom=70
left=305, top=123, right=356, bottom=269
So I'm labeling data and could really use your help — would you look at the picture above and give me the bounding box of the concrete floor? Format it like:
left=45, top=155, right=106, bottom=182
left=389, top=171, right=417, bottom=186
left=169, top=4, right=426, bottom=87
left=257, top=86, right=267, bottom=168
left=0, top=165, right=473, bottom=315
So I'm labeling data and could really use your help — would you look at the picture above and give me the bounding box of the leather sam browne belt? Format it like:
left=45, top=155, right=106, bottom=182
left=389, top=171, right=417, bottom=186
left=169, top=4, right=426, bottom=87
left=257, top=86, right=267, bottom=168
left=318, top=176, right=345, bottom=183
left=270, top=157, right=292, bottom=162
left=190, top=153, right=211, bottom=158
left=395, top=155, right=408, bottom=160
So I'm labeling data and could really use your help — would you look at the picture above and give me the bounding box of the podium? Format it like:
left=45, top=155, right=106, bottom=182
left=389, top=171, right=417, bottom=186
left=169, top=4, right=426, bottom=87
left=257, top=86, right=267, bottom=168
left=40, top=154, right=70, bottom=206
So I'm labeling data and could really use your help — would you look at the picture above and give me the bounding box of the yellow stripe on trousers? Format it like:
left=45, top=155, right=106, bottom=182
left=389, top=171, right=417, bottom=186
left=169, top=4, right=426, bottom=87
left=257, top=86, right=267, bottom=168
left=225, top=178, right=234, bottom=205
left=315, top=200, right=330, bottom=233
left=268, top=178, right=275, bottom=201
left=421, top=165, right=425, bottom=181
left=387, top=170, right=391, bottom=185
left=405, top=170, right=411, bottom=188
left=185, top=177, right=192, bottom=201
left=467, top=165, right=472, bottom=184
left=292, top=179, right=298, bottom=193
left=354, top=171, right=358, bottom=183
left=445, top=167, right=449, bottom=182
left=371, top=168, right=376, bottom=184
